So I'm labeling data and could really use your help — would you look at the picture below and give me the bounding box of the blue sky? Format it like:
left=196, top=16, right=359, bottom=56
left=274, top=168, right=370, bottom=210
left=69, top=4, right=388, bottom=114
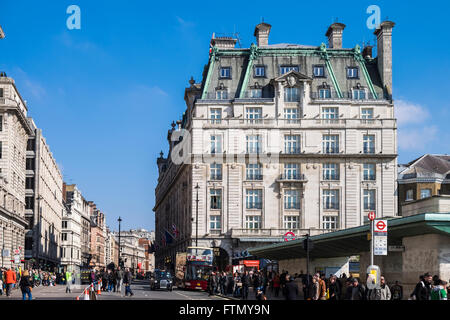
left=1, top=0, right=448, bottom=231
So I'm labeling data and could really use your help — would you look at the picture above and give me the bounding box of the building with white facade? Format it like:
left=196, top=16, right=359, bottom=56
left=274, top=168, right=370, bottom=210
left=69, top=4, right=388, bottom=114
left=25, top=118, right=64, bottom=270
left=154, top=21, right=398, bottom=270
left=113, top=229, right=152, bottom=272
left=0, top=73, right=33, bottom=269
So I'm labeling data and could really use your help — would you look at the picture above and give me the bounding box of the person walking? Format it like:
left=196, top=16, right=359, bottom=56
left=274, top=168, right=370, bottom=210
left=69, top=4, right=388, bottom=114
left=65, top=269, right=73, bottom=293
left=368, top=276, right=391, bottom=300
left=412, top=273, right=432, bottom=300
left=123, top=268, right=134, bottom=297
left=284, top=276, right=299, bottom=300
left=390, top=281, right=403, bottom=300
left=5, top=268, right=16, bottom=297
left=309, top=276, right=319, bottom=300
left=328, top=275, right=341, bottom=300
left=0, top=268, right=3, bottom=296
left=241, top=271, right=250, bottom=300
left=19, top=270, right=33, bottom=300
left=349, top=278, right=366, bottom=300
left=273, top=272, right=280, bottom=298
left=116, top=267, right=124, bottom=294
left=317, top=273, right=327, bottom=300
left=431, top=280, right=448, bottom=300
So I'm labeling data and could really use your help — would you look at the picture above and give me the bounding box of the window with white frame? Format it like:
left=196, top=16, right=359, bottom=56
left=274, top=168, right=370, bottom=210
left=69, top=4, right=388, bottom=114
left=319, top=88, right=331, bottom=99
left=313, top=65, right=325, bottom=77
left=284, top=87, right=300, bottom=102
left=361, top=108, right=374, bottom=119
left=363, top=190, right=376, bottom=211
left=246, top=189, right=262, bottom=209
left=353, top=89, right=366, bottom=100
left=283, top=216, right=299, bottom=229
left=363, top=135, right=375, bottom=154
left=323, top=163, right=339, bottom=180
left=421, top=189, right=432, bottom=199
left=210, top=108, right=222, bottom=124
left=216, top=89, right=228, bottom=100
left=280, top=66, right=299, bottom=75
left=322, top=107, right=339, bottom=122
left=322, top=216, right=338, bottom=230
left=246, top=107, right=263, bottom=123
left=284, top=163, right=299, bottom=180
left=210, top=135, right=222, bottom=154
left=323, top=189, right=339, bottom=210
left=246, top=135, right=261, bottom=154
left=210, top=189, right=222, bottom=209
left=347, top=67, right=359, bottom=78
left=246, top=163, right=262, bottom=180
left=245, top=215, right=261, bottom=229
left=220, top=67, right=231, bottom=79
left=284, top=108, right=300, bottom=123
left=284, top=189, right=300, bottom=209
left=406, top=189, right=414, bottom=201
left=254, top=66, right=265, bottom=77
left=363, top=163, right=376, bottom=181
left=323, top=135, right=339, bottom=154
left=210, top=215, right=221, bottom=230
left=210, top=163, right=222, bottom=180
left=250, top=88, right=262, bottom=98
left=284, top=135, right=301, bottom=154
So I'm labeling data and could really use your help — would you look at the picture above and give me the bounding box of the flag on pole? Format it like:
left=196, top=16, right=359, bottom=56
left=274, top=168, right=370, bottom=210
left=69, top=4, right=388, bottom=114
left=172, top=224, right=179, bottom=238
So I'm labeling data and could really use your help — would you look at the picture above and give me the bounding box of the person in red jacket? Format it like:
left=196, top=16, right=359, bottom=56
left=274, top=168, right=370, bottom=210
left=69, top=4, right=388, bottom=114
left=5, top=268, right=17, bottom=297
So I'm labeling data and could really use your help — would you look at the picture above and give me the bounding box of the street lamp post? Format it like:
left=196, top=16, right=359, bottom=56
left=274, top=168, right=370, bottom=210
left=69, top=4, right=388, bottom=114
left=118, top=217, right=122, bottom=267
left=194, top=184, right=200, bottom=247
left=36, top=196, right=43, bottom=269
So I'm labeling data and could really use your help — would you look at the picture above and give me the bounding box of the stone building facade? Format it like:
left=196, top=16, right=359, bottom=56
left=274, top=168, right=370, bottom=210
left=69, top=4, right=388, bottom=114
left=25, top=118, right=64, bottom=270
left=113, top=229, right=152, bottom=272
left=0, top=74, right=32, bottom=269
left=89, top=204, right=106, bottom=268
left=154, top=21, right=398, bottom=270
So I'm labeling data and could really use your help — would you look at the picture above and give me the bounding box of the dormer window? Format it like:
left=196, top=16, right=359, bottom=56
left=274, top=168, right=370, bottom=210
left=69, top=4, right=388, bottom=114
left=219, top=67, right=231, bottom=79
left=353, top=89, right=366, bottom=100
left=216, top=84, right=228, bottom=99
left=347, top=67, right=359, bottom=79
left=254, top=66, right=265, bottom=78
left=313, top=65, right=325, bottom=78
left=284, top=87, right=299, bottom=102
left=280, top=66, right=299, bottom=75
left=250, top=88, right=262, bottom=98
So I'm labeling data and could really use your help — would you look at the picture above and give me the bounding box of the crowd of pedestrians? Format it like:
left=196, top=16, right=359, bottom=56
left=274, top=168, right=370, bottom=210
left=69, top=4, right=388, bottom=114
left=88, top=267, right=134, bottom=297
left=206, top=269, right=450, bottom=301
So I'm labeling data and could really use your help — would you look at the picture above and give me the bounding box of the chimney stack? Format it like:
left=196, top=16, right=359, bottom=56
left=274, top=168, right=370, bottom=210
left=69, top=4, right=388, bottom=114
left=254, top=22, right=271, bottom=47
left=325, top=23, right=346, bottom=49
left=210, top=33, right=237, bottom=49
left=362, top=45, right=373, bottom=59
left=374, top=21, right=395, bottom=96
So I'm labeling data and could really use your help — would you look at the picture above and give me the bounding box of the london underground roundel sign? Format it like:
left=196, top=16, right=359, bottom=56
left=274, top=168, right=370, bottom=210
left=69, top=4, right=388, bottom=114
left=284, top=231, right=296, bottom=242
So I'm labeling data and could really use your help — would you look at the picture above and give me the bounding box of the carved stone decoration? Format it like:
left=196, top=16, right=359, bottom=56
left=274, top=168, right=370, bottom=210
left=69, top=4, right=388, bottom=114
left=287, top=76, right=296, bottom=87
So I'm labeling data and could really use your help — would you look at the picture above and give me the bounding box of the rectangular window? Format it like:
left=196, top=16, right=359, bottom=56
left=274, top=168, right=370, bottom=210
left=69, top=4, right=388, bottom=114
left=216, top=90, right=228, bottom=100
left=250, top=88, right=262, bottom=98
left=246, top=163, right=262, bottom=180
left=246, top=135, right=261, bottom=154
left=319, top=88, right=331, bottom=99
left=323, top=163, right=339, bottom=180
left=219, top=67, right=231, bottom=79
left=0, top=115, right=2, bottom=132
left=280, top=66, right=299, bottom=75
left=364, top=190, right=376, bottom=211
left=246, top=107, right=263, bottom=124
left=61, top=233, right=68, bottom=241
left=246, top=189, right=262, bottom=209
left=347, top=67, right=359, bottom=78
left=322, top=216, right=338, bottom=230
left=323, top=135, right=339, bottom=154
left=0, top=88, right=3, bottom=97
left=245, top=216, right=261, bottom=229
left=313, top=65, right=325, bottom=77
left=363, top=163, right=376, bottom=181
left=361, top=108, right=374, bottom=119
left=284, top=135, right=301, bottom=154
left=284, top=108, right=300, bottom=123
left=284, top=163, right=299, bottom=180
left=210, top=135, right=222, bottom=154
left=420, top=189, right=432, bottom=199
left=254, top=66, right=265, bottom=77
left=25, top=177, right=34, bottom=189
left=210, top=109, right=222, bottom=124
left=323, top=189, right=339, bottom=210
left=27, top=139, right=35, bottom=151
left=284, top=190, right=300, bottom=209
left=26, top=158, right=35, bottom=170
left=363, top=135, right=375, bottom=154
left=210, top=215, right=221, bottom=230
left=322, top=107, right=339, bottom=122
left=25, top=196, right=34, bottom=210
left=283, top=216, right=299, bottom=229
left=210, top=163, right=222, bottom=180
left=62, top=221, right=68, bottom=229
left=210, top=189, right=222, bottom=209
left=406, top=189, right=414, bottom=201
left=353, top=89, right=366, bottom=100
left=284, top=87, right=299, bottom=102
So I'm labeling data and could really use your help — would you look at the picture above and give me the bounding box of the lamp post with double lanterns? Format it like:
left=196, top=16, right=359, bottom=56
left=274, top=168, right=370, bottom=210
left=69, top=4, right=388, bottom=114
left=118, top=217, right=122, bottom=268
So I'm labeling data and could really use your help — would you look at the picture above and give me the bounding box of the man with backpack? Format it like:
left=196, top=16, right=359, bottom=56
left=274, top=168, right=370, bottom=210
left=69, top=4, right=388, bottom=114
left=390, top=281, right=403, bottom=300
left=431, top=280, right=448, bottom=300
left=411, top=272, right=432, bottom=300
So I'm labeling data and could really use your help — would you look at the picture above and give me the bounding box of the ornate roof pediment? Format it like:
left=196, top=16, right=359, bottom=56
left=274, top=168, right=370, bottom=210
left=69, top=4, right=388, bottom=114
left=271, top=70, right=313, bottom=86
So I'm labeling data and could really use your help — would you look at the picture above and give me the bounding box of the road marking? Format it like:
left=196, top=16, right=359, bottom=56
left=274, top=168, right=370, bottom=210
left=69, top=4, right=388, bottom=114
left=174, top=291, right=194, bottom=300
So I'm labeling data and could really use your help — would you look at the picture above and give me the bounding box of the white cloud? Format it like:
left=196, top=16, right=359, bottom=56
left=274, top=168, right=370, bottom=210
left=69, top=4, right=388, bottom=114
left=398, top=125, right=438, bottom=151
left=395, top=99, right=430, bottom=126
left=175, top=16, right=195, bottom=28
left=12, top=68, right=47, bottom=101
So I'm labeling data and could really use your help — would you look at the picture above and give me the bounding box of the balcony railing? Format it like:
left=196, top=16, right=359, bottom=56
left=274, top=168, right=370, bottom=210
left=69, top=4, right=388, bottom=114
left=246, top=202, right=262, bottom=210
left=310, top=91, right=385, bottom=101
left=283, top=147, right=301, bottom=154
left=230, top=228, right=335, bottom=238
left=210, top=174, right=222, bottom=181
left=278, top=173, right=307, bottom=181
left=284, top=202, right=301, bottom=210
left=246, top=174, right=263, bottom=181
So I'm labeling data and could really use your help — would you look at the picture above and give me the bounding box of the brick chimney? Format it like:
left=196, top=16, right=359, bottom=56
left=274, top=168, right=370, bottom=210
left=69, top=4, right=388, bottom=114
left=325, top=23, right=346, bottom=49
left=374, top=21, right=395, bottom=95
left=254, top=22, right=271, bottom=47
left=362, top=45, right=373, bottom=59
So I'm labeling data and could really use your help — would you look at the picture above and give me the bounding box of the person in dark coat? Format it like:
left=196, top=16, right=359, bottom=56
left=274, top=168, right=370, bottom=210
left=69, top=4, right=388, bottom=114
left=328, top=275, right=341, bottom=300
left=349, top=278, right=366, bottom=300
left=19, top=270, right=33, bottom=300
left=241, top=271, right=250, bottom=300
left=413, top=273, right=432, bottom=300
left=123, top=268, right=134, bottom=297
left=284, top=276, right=299, bottom=300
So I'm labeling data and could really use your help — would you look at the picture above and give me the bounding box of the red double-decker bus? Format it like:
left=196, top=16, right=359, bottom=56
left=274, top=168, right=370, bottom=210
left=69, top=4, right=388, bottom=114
left=179, top=246, right=214, bottom=291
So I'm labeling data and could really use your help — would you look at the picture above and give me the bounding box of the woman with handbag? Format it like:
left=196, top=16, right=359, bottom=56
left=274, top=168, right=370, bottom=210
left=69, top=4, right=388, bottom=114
left=19, top=270, right=33, bottom=300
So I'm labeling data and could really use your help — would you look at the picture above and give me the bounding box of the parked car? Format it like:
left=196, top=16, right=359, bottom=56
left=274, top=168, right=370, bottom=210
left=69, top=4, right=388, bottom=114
left=150, top=269, right=173, bottom=291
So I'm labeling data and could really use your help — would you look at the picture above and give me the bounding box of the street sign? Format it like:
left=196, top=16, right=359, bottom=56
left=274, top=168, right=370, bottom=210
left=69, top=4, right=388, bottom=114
left=374, top=234, right=388, bottom=255
left=388, top=245, right=405, bottom=252
left=374, top=220, right=387, bottom=233
left=368, top=211, right=376, bottom=221
left=14, top=255, right=20, bottom=264
left=284, top=231, right=296, bottom=242
left=366, top=265, right=381, bottom=289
